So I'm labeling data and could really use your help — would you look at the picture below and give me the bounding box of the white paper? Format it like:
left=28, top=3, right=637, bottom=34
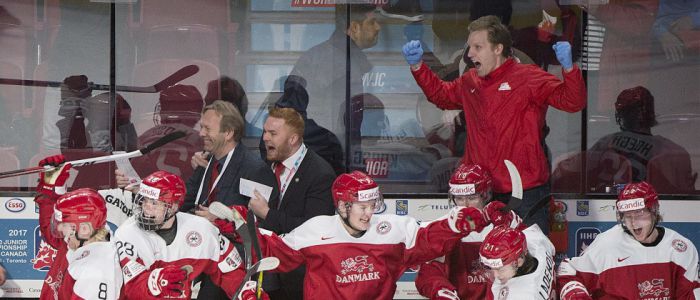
left=239, top=178, right=273, bottom=202
left=113, top=151, right=141, bottom=188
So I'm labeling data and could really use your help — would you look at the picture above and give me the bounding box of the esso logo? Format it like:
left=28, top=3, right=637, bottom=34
left=5, top=198, right=26, bottom=212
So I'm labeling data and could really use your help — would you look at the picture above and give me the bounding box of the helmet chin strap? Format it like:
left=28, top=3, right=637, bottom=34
left=339, top=203, right=366, bottom=237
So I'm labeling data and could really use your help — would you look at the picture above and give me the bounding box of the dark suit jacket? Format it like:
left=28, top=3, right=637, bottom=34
left=182, top=145, right=279, bottom=212
left=260, top=148, right=335, bottom=234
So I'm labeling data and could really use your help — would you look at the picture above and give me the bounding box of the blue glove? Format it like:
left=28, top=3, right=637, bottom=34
left=552, top=41, right=573, bottom=70
left=402, top=40, right=423, bottom=65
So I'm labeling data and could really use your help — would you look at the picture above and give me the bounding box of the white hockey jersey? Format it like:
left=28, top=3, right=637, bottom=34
left=259, top=213, right=465, bottom=300
left=488, top=225, right=556, bottom=300
left=61, top=241, right=123, bottom=300
left=558, top=225, right=700, bottom=299
left=114, top=212, right=245, bottom=299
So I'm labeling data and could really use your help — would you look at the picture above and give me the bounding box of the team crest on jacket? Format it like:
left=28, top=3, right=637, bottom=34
left=186, top=231, right=203, bottom=247
left=376, top=221, right=391, bottom=234
left=672, top=239, right=687, bottom=253
left=637, top=278, right=670, bottom=298
left=498, top=286, right=509, bottom=300
left=336, top=255, right=380, bottom=283
left=76, top=250, right=90, bottom=260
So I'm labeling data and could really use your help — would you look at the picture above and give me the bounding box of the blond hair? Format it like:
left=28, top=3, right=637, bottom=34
left=203, top=100, right=246, bottom=142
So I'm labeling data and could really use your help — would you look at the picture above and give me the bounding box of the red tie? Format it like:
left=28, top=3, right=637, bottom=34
left=206, top=160, right=220, bottom=205
left=274, top=162, right=285, bottom=189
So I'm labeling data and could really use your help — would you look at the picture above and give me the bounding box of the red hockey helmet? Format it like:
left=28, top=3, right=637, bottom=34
left=135, top=171, right=186, bottom=231
left=138, top=170, right=186, bottom=207
left=332, top=171, right=382, bottom=208
left=479, top=226, right=527, bottom=269
left=448, top=163, right=493, bottom=203
left=51, top=188, right=107, bottom=238
left=616, top=181, right=659, bottom=213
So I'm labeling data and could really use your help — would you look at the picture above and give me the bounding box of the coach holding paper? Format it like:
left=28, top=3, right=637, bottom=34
left=186, top=100, right=279, bottom=299
left=403, top=15, right=586, bottom=234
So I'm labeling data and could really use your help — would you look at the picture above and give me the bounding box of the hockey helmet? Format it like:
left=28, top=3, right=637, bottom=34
left=479, top=226, right=527, bottom=269
left=51, top=188, right=107, bottom=238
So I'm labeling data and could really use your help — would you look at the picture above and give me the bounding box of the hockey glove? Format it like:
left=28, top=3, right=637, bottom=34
left=238, top=280, right=270, bottom=300
left=448, top=207, right=487, bottom=234
left=37, top=155, right=72, bottom=197
left=402, top=40, right=424, bottom=65
left=560, top=281, right=592, bottom=300
left=484, top=201, right=522, bottom=228
left=435, top=287, right=460, bottom=300
left=147, top=265, right=189, bottom=298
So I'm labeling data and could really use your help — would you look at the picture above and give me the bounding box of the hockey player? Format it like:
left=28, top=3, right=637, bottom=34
left=34, top=155, right=122, bottom=300
left=415, top=163, right=522, bottom=300
left=253, top=170, right=488, bottom=299
left=479, top=224, right=556, bottom=299
left=557, top=181, right=700, bottom=299
left=113, top=170, right=265, bottom=299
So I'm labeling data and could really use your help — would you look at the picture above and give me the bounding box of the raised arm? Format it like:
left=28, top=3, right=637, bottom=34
left=35, top=155, right=73, bottom=249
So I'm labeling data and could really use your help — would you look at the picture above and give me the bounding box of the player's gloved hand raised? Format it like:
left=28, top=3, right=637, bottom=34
left=37, top=155, right=72, bottom=197
left=484, top=201, right=522, bottom=228
left=552, top=41, right=573, bottom=71
left=560, top=281, right=592, bottom=300
left=147, top=265, right=190, bottom=298
left=238, top=280, right=270, bottom=300
left=435, top=287, right=460, bottom=300
left=448, top=206, right=487, bottom=234
left=402, top=40, right=424, bottom=66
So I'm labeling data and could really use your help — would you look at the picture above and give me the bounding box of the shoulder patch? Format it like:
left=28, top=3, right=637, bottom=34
left=672, top=239, right=687, bottom=253
left=186, top=231, right=203, bottom=247
left=376, top=221, right=392, bottom=235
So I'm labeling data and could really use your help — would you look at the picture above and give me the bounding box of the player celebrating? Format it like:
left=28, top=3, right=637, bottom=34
left=34, top=155, right=122, bottom=300
left=113, top=170, right=265, bottom=299
left=557, top=182, right=700, bottom=299
left=415, top=163, right=522, bottom=300
left=253, top=170, right=488, bottom=299
left=479, top=224, right=556, bottom=299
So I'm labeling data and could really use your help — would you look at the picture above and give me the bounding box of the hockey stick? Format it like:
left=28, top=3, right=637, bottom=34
left=376, top=7, right=424, bottom=22
left=247, top=212, right=265, bottom=299
left=0, top=131, right=186, bottom=179
left=209, top=202, right=266, bottom=300
left=503, top=160, right=523, bottom=212
left=232, top=257, right=280, bottom=299
left=0, top=65, right=199, bottom=93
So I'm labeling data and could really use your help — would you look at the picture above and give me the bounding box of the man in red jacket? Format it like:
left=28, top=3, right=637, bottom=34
left=403, top=15, right=587, bottom=234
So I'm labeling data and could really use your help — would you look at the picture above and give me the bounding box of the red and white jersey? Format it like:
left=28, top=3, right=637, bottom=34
left=259, top=213, right=464, bottom=300
left=558, top=225, right=700, bottom=299
left=415, top=224, right=494, bottom=300
left=59, top=241, right=122, bottom=300
left=114, top=212, right=245, bottom=299
left=488, top=225, right=556, bottom=300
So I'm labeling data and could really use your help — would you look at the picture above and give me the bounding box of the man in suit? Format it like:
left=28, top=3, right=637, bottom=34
left=249, top=106, right=336, bottom=300
left=186, top=100, right=279, bottom=299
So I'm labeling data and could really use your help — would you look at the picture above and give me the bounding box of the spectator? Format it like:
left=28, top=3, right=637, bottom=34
left=250, top=106, right=336, bottom=299
left=260, top=76, right=345, bottom=175
left=404, top=15, right=586, bottom=234
left=284, top=4, right=381, bottom=165
left=205, top=76, right=262, bottom=136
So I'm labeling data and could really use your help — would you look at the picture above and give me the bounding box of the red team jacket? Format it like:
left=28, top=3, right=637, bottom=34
left=114, top=212, right=247, bottom=299
left=258, top=213, right=464, bottom=300
left=36, top=194, right=122, bottom=300
left=558, top=225, right=700, bottom=299
left=411, top=59, right=586, bottom=192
